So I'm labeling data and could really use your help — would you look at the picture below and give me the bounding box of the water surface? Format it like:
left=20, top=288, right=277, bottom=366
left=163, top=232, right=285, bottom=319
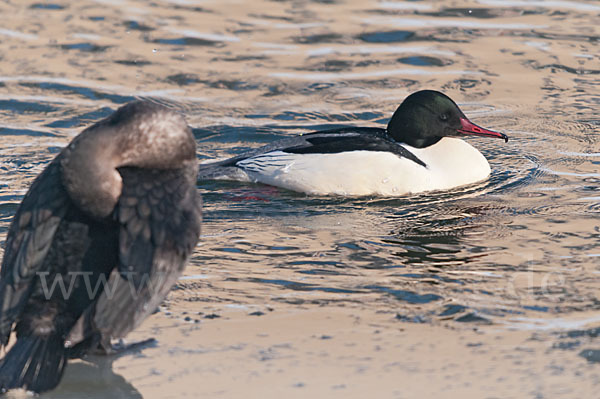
left=0, top=0, right=599, bottom=397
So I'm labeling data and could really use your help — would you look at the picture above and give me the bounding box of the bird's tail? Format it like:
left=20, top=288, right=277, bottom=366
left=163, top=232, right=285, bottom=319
left=198, top=162, right=252, bottom=182
left=0, top=335, right=67, bottom=394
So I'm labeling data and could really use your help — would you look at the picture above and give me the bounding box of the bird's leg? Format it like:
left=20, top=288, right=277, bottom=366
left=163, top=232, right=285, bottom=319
left=94, top=337, right=157, bottom=356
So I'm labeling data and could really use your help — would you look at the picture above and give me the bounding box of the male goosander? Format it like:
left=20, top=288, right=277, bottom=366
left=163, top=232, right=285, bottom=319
left=0, top=101, right=202, bottom=393
left=198, top=90, right=508, bottom=196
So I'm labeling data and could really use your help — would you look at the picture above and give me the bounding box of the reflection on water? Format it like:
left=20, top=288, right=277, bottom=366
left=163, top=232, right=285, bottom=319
left=0, top=0, right=599, bottom=395
left=41, top=358, right=143, bottom=399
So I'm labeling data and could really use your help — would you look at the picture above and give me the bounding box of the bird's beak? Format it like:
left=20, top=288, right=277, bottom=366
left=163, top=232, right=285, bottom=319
left=458, top=117, right=508, bottom=142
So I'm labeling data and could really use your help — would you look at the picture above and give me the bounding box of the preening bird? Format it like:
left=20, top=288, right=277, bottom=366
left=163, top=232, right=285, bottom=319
left=0, top=101, right=202, bottom=393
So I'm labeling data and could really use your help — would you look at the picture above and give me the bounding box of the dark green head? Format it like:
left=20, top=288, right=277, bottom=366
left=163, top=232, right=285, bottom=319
left=387, top=90, right=508, bottom=148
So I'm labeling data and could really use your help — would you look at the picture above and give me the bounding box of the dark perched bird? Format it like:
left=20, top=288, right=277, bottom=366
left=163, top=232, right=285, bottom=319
left=198, top=90, right=508, bottom=196
left=0, top=101, right=202, bottom=393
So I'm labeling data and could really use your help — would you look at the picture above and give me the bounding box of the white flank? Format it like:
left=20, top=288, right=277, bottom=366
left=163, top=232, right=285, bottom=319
left=234, top=138, right=491, bottom=196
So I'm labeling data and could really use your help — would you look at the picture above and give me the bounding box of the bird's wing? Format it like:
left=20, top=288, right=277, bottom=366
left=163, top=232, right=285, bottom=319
left=67, top=164, right=201, bottom=346
left=197, top=127, right=424, bottom=181
left=0, top=160, right=70, bottom=345
left=280, top=129, right=426, bottom=166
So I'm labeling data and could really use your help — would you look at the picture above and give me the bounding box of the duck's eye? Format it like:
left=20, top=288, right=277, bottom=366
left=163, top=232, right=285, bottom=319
left=440, top=113, right=449, bottom=121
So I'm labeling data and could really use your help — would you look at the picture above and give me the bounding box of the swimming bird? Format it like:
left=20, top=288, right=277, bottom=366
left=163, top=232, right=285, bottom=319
left=198, top=90, right=508, bottom=196
left=0, top=101, right=202, bottom=393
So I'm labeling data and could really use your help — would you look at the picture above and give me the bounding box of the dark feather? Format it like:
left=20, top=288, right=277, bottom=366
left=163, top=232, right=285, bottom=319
left=281, top=128, right=427, bottom=167
left=0, top=335, right=67, bottom=393
left=66, top=165, right=201, bottom=345
left=0, top=161, right=69, bottom=345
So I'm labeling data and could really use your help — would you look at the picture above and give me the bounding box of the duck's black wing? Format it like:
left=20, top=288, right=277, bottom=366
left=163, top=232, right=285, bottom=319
left=283, top=128, right=425, bottom=166
left=198, top=127, right=424, bottom=180
left=67, top=162, right=202, bottom=349
left=0, top=160, right=70, bottom=346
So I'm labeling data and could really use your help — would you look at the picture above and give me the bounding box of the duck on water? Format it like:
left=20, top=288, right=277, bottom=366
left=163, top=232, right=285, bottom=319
left=0, top=101, right=202, bottom=393
left=198, top=90, right=509, bottom=196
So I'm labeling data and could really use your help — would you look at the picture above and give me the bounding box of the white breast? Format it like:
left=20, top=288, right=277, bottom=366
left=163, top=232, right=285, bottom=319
left=235, top=137, right=491, bottom=196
